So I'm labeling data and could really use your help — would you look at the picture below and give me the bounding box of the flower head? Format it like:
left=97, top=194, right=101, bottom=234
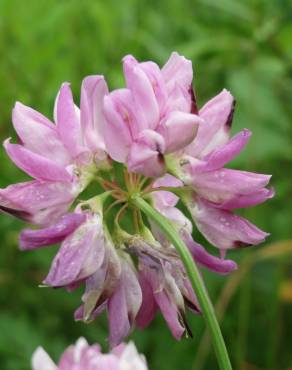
left=0, top=52, right=273, bottom=345
left=32, top=338, right=148, bottom=370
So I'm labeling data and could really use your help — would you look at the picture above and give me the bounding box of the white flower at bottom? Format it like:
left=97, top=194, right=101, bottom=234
left=31, top=338, right=148, bottom=370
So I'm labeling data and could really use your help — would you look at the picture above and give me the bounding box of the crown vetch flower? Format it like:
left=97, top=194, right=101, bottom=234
left=32, top=338, right=148, bottom=370
left=0, top=52, right=273, bottom=345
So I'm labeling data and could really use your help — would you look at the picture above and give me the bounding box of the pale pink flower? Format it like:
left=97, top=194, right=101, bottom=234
left=32, top=338, right=148, bottom=370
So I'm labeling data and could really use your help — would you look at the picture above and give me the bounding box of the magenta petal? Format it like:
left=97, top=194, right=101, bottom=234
left=128, top=130, right=166, bottom=177
left=0, top=180, right=75, bottom=225
left=191, top=199, right=269, bottom=250
left=181, top=230, right=238, bottom=274
left=55, top=83, right=88, bottom=161
left=187, top=89, right=235, bottom=157
left=19, top=213, right=86, bottom=250
left=80, top=75, right=108, bottom=153
left=158, top=111, right=202, bottom=153
left=123, top=55, right=159, bottom=130
left=12, top=102, right=71, bottom=166
left=45, top=215, right=105, bottom=287
left=196, top=129, right=252, bottom=172
left=4, top=140, right=72, bottom=182
left=136, top=272, right=158, bottom=329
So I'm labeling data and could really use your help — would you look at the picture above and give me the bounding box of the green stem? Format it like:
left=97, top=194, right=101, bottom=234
left=131, top=195, right=233, bottom=370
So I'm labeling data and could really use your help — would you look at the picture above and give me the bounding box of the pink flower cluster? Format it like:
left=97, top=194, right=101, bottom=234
left=0, top=52, right=273, bottom=345
left=32, top=338, right=147, bottom=370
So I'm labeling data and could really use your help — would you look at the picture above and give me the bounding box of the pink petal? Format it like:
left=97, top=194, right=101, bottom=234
left=162, top=52, right=193, bottom=94
left=55, top=83, right=89, bottom=161
left=180, top=229, right=238, bottom=274
left=103, top=90, right=135, bottom=162
left=81, top=355, right=120, bottom=370
left=4, top=140, right=72, bottom=182
left=12, top=102, right=71, bottom=166
left=152, top=174, right=183, bottom=208
left=108, top=281, right=131, bottom=347
left=0, top=180, right=75, bottom=225
left=127, top=130, right=166, bottom=177
left=108, top=260, right=142, bottom=347
left=187, top=89, right=235, bottom=157
left=154, top=290, right=185, bottom=340
left=158, top=111, right=202, bottom=153
left=191, top=198, right=269, bottom=250
left=45, top=215, right=105, bottom=287
left=19, top=212, right=86, bottom=250
left=139, top=60, right=168, bottom=113
left=196, top=129, right=251, bottom=172
left=136, top=272, right=158, bottom=329
left=211, top=187, right=275, bottom=210
left=80, top=75, right=108, bottom=153
left=165, top=83, right=194, bottom=114
left=123, top=55, right=160, bottom=130
left=190, top=167, right=271, bottom=204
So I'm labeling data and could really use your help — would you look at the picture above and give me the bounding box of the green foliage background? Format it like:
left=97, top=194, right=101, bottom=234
left=0, top=0, right=292, bottom=369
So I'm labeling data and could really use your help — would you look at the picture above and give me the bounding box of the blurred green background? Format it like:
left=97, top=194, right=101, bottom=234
left=0, top=0, right=292, bottom=369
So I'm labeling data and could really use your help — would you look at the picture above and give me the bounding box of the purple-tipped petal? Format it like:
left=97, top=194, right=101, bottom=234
left=181, top=229, right=238, bottom=274
left=190, top=167, right=272, bottom=204
left=187, top=89, right=235, bottom=157
left=80, top=75, right=108, bottom=153
left=196, top=129, right=252, bottom=172
left=19, top=212, right=86, bottom=250
left=45, top=215, right=105, bottom=287
left=166, top=83, right=193, bottom=114
left=158, top=111, right=202, bottom=153
left=0, top=180, right=75, bottom=225
left=211, top=187, right=275, bottom=210
left=12, top=102, right=71, bottom=166
left=4, top=140, right=72, bottom=182
left=190, top=198, right=269, bottom=250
